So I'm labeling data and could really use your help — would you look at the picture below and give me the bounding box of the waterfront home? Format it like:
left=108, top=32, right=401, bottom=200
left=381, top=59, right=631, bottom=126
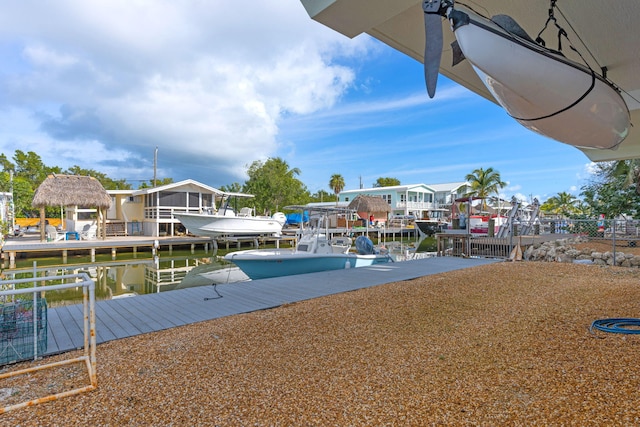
left=106, top=179, right=223, bottom=237
left=338, top=182, right=470, bottom=221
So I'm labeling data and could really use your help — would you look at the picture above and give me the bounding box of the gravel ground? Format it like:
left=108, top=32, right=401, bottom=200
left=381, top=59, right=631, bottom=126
left=2, top=261, right=640, bottom=425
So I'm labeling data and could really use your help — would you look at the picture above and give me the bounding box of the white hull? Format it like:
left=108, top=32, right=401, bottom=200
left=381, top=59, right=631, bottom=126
left=174, top=212, right=283, bottom=237
left=453, top=10, right=630, bottom=150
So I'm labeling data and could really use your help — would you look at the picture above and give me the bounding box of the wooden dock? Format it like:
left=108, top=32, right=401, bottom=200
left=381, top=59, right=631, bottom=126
left=43, top=256, right=500, bottom=356
left=1, top=235, right=215, bottom=269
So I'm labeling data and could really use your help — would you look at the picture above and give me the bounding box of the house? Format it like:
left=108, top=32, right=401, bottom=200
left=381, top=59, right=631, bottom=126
left=339, top=184, right=435, bottom=220
left=105, top=179, right=224, bottom=237
left=427, top=182, right=471, bottom=221
left=338, top=182, right=470, bottom=222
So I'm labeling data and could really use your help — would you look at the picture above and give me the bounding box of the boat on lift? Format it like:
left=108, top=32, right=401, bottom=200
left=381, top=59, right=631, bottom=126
left=174, top=191, right=285, bottom=238
left=422, top=0, right=630, bottom=150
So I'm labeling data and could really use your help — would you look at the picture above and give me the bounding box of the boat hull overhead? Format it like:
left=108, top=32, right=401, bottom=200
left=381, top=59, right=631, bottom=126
left=453, top=11, right=630, bottom=150
left=299, top=0, right=640, bottom=161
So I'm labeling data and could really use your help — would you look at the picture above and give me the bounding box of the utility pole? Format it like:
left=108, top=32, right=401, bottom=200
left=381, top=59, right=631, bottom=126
left=153, top=146, right=158, bottom=187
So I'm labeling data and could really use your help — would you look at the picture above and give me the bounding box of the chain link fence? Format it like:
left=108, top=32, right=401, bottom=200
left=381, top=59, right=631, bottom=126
left=437, top=218, right=640, bottom=259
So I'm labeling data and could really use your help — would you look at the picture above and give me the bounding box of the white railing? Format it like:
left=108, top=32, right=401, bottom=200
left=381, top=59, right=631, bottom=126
left=143, top=206, right=205, bottom=219
left=394, top=201, right=434, bottom=210
left=0, top=273, right=97, bottom=414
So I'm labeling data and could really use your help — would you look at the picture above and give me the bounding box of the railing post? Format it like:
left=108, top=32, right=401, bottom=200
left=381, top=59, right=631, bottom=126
left=612, top=220, right=617, bottom=265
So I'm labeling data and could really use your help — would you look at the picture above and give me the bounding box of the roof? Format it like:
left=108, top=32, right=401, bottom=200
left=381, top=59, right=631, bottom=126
left=424, top=182, right=469, bottom=193
left=300, top=0, right=640, bottom=161
left=132, top=179, right=224, bottom=196
left=32, top=174, right=112, bottom=208
left=347, top=195, right=392, bottom=213
left=341, top=183, right=434, bottom=194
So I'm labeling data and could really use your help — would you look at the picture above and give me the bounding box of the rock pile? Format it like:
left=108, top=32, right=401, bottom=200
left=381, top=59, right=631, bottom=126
left=523, top=236, right=640, bottom=267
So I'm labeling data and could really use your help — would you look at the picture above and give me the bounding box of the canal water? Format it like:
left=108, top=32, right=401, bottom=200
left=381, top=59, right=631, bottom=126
left=2, top=237, right=436, bottom=308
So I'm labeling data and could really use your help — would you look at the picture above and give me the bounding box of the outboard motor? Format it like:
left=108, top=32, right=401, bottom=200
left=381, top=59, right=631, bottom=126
left=355, top=236, right=376, bottom=255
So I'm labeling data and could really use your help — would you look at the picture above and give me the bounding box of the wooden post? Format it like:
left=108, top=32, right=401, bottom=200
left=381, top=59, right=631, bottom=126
left=40, top=207, right=46, bottom=242
left=101, top=208, right=107, bottom=240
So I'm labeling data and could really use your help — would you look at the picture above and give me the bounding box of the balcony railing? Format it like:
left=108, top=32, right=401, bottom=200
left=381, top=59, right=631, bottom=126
left=394, top=201, right=434, bottom=210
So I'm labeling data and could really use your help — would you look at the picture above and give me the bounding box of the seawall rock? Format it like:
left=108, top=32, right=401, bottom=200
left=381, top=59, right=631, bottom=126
left=522, top=236, right=640, bottom=268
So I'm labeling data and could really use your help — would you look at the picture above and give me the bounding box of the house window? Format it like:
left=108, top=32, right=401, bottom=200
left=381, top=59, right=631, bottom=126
left=77, top=206, right=97, bottom=220
left=128, top=196, right=142, bottom=203
left=159, top=191, right=186, bottom=207
left=188, top=192, right=200, bottom=208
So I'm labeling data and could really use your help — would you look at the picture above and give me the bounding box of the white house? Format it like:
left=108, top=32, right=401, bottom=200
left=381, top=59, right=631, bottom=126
left=104, top=179, right=224, bottom=237
left=338, top=182, right=470, bottom=221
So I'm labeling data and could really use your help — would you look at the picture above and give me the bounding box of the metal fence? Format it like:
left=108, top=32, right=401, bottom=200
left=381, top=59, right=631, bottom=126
left=0, top=271, right=97, bottom=414
left=437, top=218, right=640, bottom=260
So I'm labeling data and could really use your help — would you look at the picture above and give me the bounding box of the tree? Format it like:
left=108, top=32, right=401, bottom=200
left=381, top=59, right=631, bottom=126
left=464, top=167, right=506, bottom=211
left=373, top=177, right=400, bottom=187
left=541, top=192, right=579, bottom=218
left=5, top=151, right=62, bottom=217
left=609, top=159, right=640, bottom=195
left=220, top=182, right=244, bottom=193
left=243, top=158, right=310, bottom=213
left=329, top=174, right=345, bottom=204
left=138, top=178, right=174, bottom=189
left=310, top=189, right=332, bottom=203
left=66, top=165, right=132, bottom=190
left=580, top=161, right=640, bottom=218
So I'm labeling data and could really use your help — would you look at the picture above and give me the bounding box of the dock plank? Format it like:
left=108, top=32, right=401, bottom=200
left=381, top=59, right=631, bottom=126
left=45, top=308, right=75, bottom=354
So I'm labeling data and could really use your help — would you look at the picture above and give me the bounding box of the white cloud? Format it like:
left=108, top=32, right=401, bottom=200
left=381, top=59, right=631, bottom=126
left=0, top=0, right=374, bottom=185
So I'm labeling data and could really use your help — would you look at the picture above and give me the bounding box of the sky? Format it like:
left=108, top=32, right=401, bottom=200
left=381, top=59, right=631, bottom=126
left=0, top=0, right=598, bottom=203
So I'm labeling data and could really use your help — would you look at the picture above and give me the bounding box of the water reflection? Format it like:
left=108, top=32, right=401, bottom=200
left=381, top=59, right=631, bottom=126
left=3, top=237, right=436, bottom=307
left=3, top=254, right=247, bottom=307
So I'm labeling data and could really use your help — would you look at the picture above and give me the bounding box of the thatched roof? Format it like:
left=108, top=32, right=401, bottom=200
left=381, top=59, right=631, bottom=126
left=32, top=174, right=112, bottom=208
left=347, top=195, right=391, bottom=213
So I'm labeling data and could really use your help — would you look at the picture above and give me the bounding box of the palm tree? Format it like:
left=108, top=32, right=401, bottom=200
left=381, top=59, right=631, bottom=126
left=464, top=167, right=507, bottom=212
left=541, top=192, right=579, bottom=218
left=610, top=159, right=640, bottom=194
left=329, top=174, right=345, bottom=205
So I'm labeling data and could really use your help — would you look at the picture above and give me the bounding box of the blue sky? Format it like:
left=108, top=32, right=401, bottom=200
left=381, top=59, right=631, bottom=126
left=0, top=0, right=595, bottom=203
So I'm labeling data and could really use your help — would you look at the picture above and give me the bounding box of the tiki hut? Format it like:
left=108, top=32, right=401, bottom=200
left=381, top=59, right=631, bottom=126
left=348, top=195, right=391, bottom=224
left=32, top=174, right=112, bottom=241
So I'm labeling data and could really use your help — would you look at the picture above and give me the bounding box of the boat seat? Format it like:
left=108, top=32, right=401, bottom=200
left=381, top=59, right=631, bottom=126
left=238, top=207, right=253, bottom=217
left=491, top=15, right=535, bottom=43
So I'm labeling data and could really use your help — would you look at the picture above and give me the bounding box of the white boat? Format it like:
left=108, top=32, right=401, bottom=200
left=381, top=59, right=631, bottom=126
left=174, top=191, right=285, bottom=238
left=224, top=207, right=391, bottom=280
left=423, top=1, right=630, bottom=150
